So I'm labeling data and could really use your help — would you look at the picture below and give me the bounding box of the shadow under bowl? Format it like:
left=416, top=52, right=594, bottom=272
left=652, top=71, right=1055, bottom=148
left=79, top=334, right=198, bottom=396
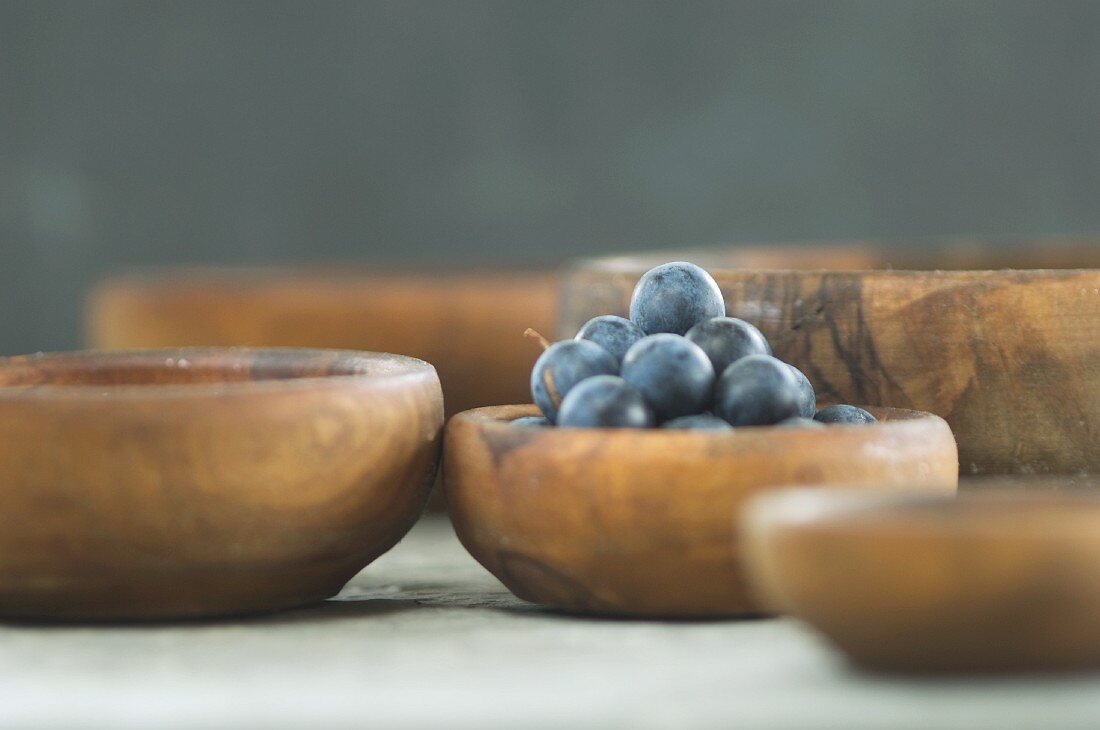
left=444, top=404, right=957, bottom=618
left=0, top=348, right=443, bottom=620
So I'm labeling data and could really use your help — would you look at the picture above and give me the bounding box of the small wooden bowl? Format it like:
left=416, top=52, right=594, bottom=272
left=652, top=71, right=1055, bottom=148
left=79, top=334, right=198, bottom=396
left=444, top=405, right=957, bottom=618
left=0, top=348, right=443, bottom=620
left=742, top=488, right=1100, bottom=673
left=560, top=237, right=1100, bottom=476
left=87, top=267, right=559, bottom=417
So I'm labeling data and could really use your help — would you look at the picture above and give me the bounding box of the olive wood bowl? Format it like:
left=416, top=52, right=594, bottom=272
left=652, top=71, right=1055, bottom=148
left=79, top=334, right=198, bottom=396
left=559, top=236, right=1100, bottom=476
left=0, top=348, right=443, bottom=620
left=88, top=267, right=558, bottom=417
left=444, top=404, right=957, bottom=618
left=742, top=487, right=1100, bottom=673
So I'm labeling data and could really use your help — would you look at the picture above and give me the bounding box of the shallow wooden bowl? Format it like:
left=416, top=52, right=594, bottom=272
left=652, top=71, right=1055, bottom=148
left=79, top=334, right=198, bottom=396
left=742, top=487, right=1100, bottom=673
left=0, top=348, right=443, bottom=620
left=559, top=236, right=1100, bottom=475
left=88, top=267, right=558, bottom=417
left=444, top=405, right=957, bottom=618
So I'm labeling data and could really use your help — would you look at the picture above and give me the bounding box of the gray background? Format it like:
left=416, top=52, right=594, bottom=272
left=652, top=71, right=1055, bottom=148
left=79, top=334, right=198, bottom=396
left=3, top=0, right=1100, bottom=355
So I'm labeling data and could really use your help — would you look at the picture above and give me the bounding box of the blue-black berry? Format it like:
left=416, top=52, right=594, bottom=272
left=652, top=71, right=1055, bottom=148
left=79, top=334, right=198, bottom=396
left=814, top=404, right=878, bottom=425
left=621, top=334, right=715, bottom=421
left=629, top=262, right=725, bottom=335
left=530, top=340, right=618, bottom=423
left=713, top=354, right=801, bottom=426
left=787, top=364, right=816, bottom=419
left=512, top=416, right=552, bottom=428
left=557, top=375, right=656, bottom=429
left=661, top=414, right=734, bottom=431
left=575, top=315, right=646, bottom=364
left=685, top=317, right=771, bottom=374
left=776, top=416, right=825, bottom=429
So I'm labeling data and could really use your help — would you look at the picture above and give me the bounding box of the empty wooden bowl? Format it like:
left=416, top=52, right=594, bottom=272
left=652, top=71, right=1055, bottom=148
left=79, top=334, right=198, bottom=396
left=560, top=236, right=1100, bottom=476
left=742, top=487, right=1100, bottom=673
left=444, top=405, right=957, bottom=618
left=88, top=267, right=559, bottom=417
left=0, top=348, right=443, bottom=620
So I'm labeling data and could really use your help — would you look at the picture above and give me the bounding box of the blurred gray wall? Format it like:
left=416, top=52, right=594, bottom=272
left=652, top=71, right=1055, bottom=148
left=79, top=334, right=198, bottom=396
left=2, top=0, right=1100, bottom=354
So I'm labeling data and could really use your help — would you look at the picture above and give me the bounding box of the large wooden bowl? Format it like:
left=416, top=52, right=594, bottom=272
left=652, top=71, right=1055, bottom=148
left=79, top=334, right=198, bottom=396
left=88, top=268, right=558, bottom=417
left=444, top=405, right=957, bottom=618
left=0, top=348, right=443, bottom=620
left=559, top=237, right=1100, bottom=475
left=742, top=487, right=1100, bottom=673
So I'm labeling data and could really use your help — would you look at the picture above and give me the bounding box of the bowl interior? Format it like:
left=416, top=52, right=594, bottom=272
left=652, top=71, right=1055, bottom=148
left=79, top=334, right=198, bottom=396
left=0, top=349, right=423, bottom=389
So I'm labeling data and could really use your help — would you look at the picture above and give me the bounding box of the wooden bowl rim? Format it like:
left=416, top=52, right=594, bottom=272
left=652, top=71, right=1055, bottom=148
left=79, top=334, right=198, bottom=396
left=746, top=487, right=1100, bottom=539
left=573, top=255, right=1100, bottom=278
left=0, top=347, right=438, bottom=400
left=454, top=403, right=947, bottom=443
left=571, top=236, right=1100, bottom=276
left=93, top=265, right=559, bottom=288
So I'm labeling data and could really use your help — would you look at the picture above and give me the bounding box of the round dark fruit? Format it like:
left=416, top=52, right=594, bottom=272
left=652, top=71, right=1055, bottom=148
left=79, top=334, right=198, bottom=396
left=557, top=375, right=656, bottom=429
left=512, top=416, right=551, bottom=428
left=814, top=404, right=878, bottom=425
left=530, top=340, right=618, bottom=423
left=575, top=315, right=646, bottom=364
left=776, top=416, right=825, bottom=429
left=685, top=317, right=771, bottom=374
left=621, top=334, right=715, bottom=421
left=629, top=262, right=725, bottom=335
left=787, top=364, right=816, bottom=419
left=713, top=354, right=801, bottom=426
left=661, top=414, right=734, bottom=431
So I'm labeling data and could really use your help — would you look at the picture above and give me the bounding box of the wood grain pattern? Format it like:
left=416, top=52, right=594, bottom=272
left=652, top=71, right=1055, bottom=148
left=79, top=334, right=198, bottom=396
left=87, top=268, right=559, bottom=417
left=0, top=348, right=443, bottom=620
left=560, top=239, right=1100, bottom=475
left=444, top=404, right=957, bottom=618
left=742, top=487, right=1100, bottom=673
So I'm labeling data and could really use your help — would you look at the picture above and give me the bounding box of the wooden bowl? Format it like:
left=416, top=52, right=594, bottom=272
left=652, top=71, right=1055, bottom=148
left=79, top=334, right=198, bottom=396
left=742, top=487, right=1100, bottom=673
left=87, top=267, right=558, bottom=417
left=444, top=404, right=957, bottom=618
left=559, top=236, right=1100, bottom=476
left=0, top=348, right=443, bottom=620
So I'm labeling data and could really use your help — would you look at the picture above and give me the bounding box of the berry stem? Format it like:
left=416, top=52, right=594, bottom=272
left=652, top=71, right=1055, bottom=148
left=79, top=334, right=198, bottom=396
left=524, top=328, right=551, bottom=351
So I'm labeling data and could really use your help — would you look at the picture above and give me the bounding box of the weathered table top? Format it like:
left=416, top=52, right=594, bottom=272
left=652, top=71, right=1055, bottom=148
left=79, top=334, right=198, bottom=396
left=2, top=516, right=1099, bottom=729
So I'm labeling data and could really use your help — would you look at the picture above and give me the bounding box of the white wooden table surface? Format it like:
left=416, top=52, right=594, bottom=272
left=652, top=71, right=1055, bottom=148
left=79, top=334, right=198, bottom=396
left=2, top=516, right=1099, bottom=729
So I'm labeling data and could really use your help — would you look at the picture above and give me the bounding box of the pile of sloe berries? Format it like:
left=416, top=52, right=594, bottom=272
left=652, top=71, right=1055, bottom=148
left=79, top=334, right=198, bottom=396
left=520, top=261, right=878, bottom=431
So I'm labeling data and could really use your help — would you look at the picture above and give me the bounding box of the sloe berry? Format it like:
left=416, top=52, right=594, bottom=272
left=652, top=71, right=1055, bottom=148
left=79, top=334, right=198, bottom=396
left=786, top=364, right=816, bottom=419
left=814, top=404, right=878, bottom=425
left=557, top=375, right=656, bottom=428
left=530, top=340, right=617, bottom=423
left=629, top=262, right=725, bottom=335
left=575, top=315, right=646, bottom=364
left=621, top=334, right=715, bottom=421
left=713, top=354, right=801, bottom=426
left=685, top=317, right=771, bottom=374
left=661, top=414, right=734, bottom=431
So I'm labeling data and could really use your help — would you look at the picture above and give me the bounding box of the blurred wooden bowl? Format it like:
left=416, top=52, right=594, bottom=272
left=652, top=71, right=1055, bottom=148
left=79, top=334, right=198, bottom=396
left=0, top=348, right=442, bottom=620
left=559, top=236, right=1100, bottom=476
left=88, top=267, right=559, bottom=417
left=444, top=404, right=957, bottom=618
left=742, top=487, right=1100, bottom=673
